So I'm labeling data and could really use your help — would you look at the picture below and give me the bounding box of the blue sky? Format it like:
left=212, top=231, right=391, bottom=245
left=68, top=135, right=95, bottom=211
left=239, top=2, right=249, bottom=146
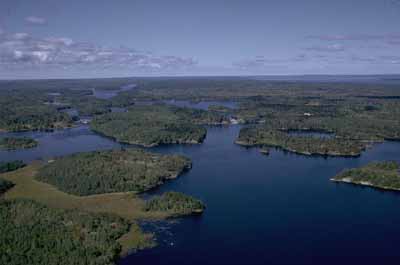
left=0, top=0, right=400, bottom=79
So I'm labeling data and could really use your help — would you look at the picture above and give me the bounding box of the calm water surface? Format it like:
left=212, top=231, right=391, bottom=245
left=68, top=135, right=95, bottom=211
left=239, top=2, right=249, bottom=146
left=1, top=125, right=400, bottom=265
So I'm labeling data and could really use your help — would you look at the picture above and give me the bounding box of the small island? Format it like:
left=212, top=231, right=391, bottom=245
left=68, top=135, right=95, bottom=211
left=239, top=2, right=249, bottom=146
left=36, top=149, right=192, bottom=196
left=0, top=137, right=38, bottom=150
left=331, top=161, right=400, bottom=191
left=144, top=191, right=205, bottom=217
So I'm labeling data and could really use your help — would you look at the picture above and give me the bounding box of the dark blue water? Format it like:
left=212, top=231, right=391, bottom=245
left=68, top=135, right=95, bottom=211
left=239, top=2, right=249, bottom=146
left=122, top=126, right=400, bottom=265
left=0, top=126, right=120, bottom=162
left=1, top=125, right=400, bottom=264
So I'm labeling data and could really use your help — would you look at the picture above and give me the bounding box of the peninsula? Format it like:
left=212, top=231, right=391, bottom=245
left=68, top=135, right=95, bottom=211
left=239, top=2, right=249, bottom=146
left=91, top=105, right=225, bottom=147
left=331, top=161, right=400, bottom=191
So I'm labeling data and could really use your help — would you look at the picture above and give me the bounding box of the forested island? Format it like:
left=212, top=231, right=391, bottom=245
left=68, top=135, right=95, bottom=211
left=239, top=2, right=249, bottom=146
left=145, top=192, right=205, bottom=217
left=37, top=149, right=191, bottom=196
left=91, top=105, right=226, bottom=147
left=236, top=127, right=366, bottom=157
left=332, top=161, right=400, bottom=191
left=0, top=137, right=38, bottom=150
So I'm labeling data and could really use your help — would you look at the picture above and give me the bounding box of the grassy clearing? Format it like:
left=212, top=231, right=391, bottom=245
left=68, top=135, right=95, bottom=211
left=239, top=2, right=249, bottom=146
left=118, top=224, right=156, bottom=256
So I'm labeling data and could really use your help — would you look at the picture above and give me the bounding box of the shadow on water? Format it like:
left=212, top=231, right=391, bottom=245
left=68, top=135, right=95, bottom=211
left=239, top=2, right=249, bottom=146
left=1, top=125, right=400, bottom=265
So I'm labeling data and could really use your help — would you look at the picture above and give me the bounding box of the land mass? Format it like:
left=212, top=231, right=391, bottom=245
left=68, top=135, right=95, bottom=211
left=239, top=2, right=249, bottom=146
left=0, top=199, right=130, bottom=265
left=331, top=161, right=400, bottom=191
left=0, top=137, right=38, bottom=150
left=91, top=105, right=226, bottom=147
left=0, top=160, right=205, bottom=264
left=36, top=148, right=191, bottom=196
left=236, top=127, right=366, bottom=157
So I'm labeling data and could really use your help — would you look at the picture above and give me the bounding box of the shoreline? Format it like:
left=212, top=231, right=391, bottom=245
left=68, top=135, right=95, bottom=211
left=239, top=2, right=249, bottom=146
left=330, top=178, right=400, bottom=192
left=234, top=140, right=362, bottom=158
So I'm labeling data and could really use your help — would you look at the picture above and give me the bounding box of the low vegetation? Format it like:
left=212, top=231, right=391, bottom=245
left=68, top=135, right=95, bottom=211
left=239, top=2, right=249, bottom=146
left=144, top=192, right=205, bottom=216
left=36, top=149, right=191, bottom=196
left=0, top=137, right=38, bottom=150
left=332, top=161, right=400, bottom=191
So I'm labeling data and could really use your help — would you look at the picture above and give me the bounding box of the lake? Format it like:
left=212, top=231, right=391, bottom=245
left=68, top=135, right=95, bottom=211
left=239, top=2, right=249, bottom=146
left=92, top=84, right=136, bottom=99
left=1, top=125, right=400, bottom=265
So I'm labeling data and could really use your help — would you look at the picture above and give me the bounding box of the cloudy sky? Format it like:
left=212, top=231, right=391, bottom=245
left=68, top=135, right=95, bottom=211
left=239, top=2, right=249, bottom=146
left=0, top=0, right=399, bottom=79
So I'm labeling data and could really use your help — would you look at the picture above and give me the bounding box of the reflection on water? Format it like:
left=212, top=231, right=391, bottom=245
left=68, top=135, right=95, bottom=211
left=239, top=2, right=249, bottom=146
left=92, top=84, right=136, bottom=99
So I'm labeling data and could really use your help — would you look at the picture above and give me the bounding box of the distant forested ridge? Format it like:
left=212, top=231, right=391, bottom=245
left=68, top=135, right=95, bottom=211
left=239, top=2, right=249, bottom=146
left=0, top=199, right=129, bottom=265
left=91, top=105, right=226, bottom=147
left=332, top=161, right=400, bottom=191
left=0, top=137, right=38, bottom=150
left=36, top=149, right=191, bottom=196
left=145, top=192, right=205, bottom=216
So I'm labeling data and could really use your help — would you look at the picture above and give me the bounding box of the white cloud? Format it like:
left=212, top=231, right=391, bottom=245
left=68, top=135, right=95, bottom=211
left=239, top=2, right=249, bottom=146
left=305, top=44, right=346, bottom=52
left=0, top=31, right=197, bottom=73
left=25, top=16, right=47, bottom=25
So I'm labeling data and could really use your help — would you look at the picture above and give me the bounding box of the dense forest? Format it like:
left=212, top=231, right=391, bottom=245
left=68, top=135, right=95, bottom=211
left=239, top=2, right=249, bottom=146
left=144, top=192, right=205, bottom=216
left=0, top=137, right=38, bottom=150
left=36, top=149, right=191, bottom=196
left=0, top=161, right=26, bottom=174
left=237, top=127, right=367, bottom=157
left=0, top=199, right=129, bottom=265
left=0, top=88, right=73, bottom=132
left=0, top=179, right=14, bottom=194
left=332, top=161, right=400, bottom=190
left=233, top=93, right=400, bottom=156
left=91, top=105, right=226, bottom=147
